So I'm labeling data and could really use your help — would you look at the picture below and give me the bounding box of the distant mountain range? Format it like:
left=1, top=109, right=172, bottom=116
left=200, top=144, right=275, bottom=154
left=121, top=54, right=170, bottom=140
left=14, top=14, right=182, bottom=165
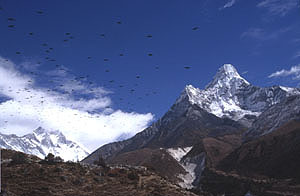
left=83, top=64, right=300, bottom=195
left=0, top=127, right=89, bottom=161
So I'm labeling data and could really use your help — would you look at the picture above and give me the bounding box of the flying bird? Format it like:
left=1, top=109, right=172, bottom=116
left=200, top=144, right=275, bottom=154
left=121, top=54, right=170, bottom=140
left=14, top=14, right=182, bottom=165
left=146, top=34, right=152, bottom=38
left=116, top=21, right=122, bottom=24
left=104, top=58, right=109, bottom=61
left=65, top=32, right=71, bottom=35
left=36, top=10, right=44, bottom=14
left=184, top=66, right=191, bottom=69
left=7, top=17, right=16, bottom=21
left=148, top=53, right=153, bottom=56
left=8, top=25, right=15, bottom=28
left=29, top=32, right=34, bottom=35
left=192, top=26, right=199, bottom=31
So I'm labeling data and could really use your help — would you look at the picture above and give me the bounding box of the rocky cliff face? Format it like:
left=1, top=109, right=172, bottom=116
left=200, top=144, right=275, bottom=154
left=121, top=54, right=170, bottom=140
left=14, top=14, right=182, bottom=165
left=244, top=95, right=300, bottom=140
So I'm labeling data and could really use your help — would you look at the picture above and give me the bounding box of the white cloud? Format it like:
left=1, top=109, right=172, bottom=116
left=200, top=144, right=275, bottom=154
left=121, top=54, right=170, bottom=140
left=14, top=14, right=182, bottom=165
left=257, top=0, right=299, bottom=16
left=241, top=27, right=292, bottom=40
left=293, top=51, right=300, bottom=59
left=220, top=0, right=236, bottom=9
left=0, top=57, right=154, bottom=152
left=268, top=65, right=300, bottom=79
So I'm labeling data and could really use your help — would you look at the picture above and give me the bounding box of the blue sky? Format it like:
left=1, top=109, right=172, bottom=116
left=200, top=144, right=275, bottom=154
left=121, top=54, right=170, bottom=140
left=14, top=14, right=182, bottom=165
left=0, top=0, right=299, bottom=150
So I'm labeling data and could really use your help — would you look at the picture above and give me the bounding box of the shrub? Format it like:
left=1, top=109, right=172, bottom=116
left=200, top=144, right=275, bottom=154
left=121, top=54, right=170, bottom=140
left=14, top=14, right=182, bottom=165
left=11, top=152, right=27, bottom=164
left=40, top=153, right=63, bottom=164
left=93, top=156, right=107, bottom=168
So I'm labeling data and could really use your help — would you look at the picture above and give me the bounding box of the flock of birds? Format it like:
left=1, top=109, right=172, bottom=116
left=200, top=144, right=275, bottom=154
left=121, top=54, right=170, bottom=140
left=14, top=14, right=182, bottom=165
left=0, top=6, right=199, bottom=123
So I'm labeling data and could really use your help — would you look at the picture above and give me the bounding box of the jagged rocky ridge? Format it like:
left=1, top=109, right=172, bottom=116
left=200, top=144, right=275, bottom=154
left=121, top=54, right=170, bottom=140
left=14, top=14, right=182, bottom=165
left=0, top=127, right=89, bottom=161
left=83, top=64, right=300, bottom=195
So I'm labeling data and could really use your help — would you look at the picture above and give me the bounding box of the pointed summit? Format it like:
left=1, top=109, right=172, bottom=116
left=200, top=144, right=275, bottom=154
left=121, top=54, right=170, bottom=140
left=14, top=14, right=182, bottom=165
left=205, top=64, right=249, bottom=90
left=218, top=64, right=240, bottom=78
left=33, top=127, right=47, bottom=135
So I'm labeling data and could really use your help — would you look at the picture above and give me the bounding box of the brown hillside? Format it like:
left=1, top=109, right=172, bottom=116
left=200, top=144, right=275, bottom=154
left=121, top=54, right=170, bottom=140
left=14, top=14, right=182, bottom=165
left=0, top=149, right=198, bottom=196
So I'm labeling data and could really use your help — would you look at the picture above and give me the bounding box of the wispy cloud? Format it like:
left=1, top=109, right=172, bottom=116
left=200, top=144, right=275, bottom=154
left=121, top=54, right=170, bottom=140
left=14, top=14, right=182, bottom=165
left=268, top=65, right=300, bottom=79
left=220, top=0, right=237, bottom=10
left=257, top=0, right=299, bottom=17
left=241, top=27, right=292, bottom=40
left=292, top=38, right=300, bottom=43
left=293, top=51, right=300, bottom=59
left=0, top=57, right=154, bottom=151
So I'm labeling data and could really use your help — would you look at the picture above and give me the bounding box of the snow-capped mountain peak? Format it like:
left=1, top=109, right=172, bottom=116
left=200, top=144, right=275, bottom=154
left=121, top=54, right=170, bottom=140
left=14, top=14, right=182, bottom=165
left=175, top=64, right=299, bottom=124
left=205, top=64, right=250, bottom=90
left=175, top=65, right=255, bottom=121
left=0, top=127, right=89, bottom=161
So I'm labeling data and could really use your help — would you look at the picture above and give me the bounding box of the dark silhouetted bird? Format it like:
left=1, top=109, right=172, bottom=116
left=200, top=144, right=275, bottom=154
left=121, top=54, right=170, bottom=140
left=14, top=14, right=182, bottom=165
left=146, top=34, right=152, bottom=38
left=104, top=58, right=109, bottom=61
left=8, top=25, right=15, bottom=28
left=29, top=32, right=33, bottom=35
left=192, top=26, right=199, bottom=30
left=100, top=34, right=105, bottom=37
left=148, top=53, right=153, bottom=56
left=119, top=53, right=124, bottom=56
left=36, top=10, right=44, bottom=14
left=184, top=66, right=191, bottom=69
left=7, top=17, right=16, bottom=21
left=16, top=51, right=21, bottom=55
left=65, top=32, right=71, bottom=35
left=116, top=21, right=122, bottom=24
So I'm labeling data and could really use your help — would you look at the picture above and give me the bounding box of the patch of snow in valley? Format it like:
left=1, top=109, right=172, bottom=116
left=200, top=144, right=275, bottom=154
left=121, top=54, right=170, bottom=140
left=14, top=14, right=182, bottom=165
left=167, top=146, right=204, bottom=189
left=167, top=146, right=192, bottom=162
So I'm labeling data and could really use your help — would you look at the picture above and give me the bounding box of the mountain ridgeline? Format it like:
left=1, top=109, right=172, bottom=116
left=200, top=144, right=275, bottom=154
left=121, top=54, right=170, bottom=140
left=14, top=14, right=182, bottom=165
left=83, top=64, right=300, bottom=195
left=0, top=127, right=89, bottom=161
